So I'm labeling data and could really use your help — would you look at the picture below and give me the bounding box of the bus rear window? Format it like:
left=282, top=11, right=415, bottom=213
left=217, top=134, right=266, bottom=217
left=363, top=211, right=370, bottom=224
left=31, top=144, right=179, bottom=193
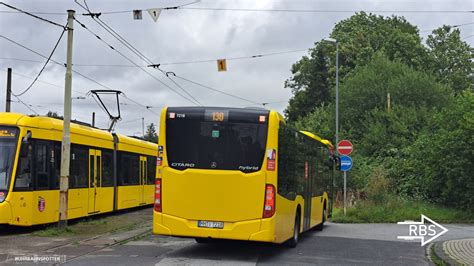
left=166, top=108, right=269, bottom=173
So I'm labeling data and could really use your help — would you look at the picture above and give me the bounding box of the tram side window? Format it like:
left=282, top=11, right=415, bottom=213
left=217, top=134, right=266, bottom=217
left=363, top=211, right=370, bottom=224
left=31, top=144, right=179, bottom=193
left=51, top=143, right=61, bottom=190
left=121, top=153, right=139, bottom=185
left=70, top=146, right=88, bottom=188
left=14, top=143, right=33, bottom=190
left=102, top=150, right=114, bottom=187
left=35, top=142, right=50, bottom=190
left=147, top=156, right=156, bottom=184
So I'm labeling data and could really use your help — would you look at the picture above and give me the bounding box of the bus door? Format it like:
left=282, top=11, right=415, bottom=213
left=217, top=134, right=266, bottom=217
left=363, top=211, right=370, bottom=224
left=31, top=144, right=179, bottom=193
left=88, top=149, right=102, bottom=214
left=303, top=159, right=312, bottom=231
left=139, top=156, right=147, bottom=205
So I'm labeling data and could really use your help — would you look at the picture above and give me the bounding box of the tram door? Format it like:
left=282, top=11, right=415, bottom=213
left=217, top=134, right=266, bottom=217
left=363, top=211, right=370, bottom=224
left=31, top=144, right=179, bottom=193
left=139, top=156, right=147, bottom=205
left=88, top=149, right=102, bottom=214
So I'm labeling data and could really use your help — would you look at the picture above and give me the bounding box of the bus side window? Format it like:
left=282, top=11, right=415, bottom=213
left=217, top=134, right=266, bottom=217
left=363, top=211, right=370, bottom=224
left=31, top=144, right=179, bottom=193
left=14, top=142, right=33, bottom=190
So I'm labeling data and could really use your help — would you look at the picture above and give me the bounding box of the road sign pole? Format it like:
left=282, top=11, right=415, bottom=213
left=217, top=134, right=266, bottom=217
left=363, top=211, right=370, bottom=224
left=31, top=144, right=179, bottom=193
left=343, top=171, right=347, bottom=215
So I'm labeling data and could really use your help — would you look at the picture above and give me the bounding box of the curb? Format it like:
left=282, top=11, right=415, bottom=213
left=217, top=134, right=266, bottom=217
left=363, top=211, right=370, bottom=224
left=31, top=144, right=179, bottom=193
left=433, top=239, right=472, bottom=265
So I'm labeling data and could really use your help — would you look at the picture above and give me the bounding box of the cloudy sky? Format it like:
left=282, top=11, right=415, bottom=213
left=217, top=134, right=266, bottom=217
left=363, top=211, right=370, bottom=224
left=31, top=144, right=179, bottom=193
left=0, top=0, right=472, bottom=136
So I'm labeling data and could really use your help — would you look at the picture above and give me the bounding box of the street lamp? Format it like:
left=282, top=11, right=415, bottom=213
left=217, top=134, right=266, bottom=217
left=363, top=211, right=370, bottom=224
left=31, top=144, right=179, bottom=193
left=324, top=37, right=343, bottom=214
left=323, top=37, right=339, bottom=152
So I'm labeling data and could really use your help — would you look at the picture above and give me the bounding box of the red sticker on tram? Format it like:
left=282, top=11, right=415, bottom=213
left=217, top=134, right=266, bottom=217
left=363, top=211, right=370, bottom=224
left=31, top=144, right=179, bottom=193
left=266, top=149, right=276, bottom=171
left=38, top=197, right=45, bottom=212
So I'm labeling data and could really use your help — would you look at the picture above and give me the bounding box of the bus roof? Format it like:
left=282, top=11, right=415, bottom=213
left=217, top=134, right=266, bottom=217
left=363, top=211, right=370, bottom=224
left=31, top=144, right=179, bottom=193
left=299, top=130, right=334, bottom=148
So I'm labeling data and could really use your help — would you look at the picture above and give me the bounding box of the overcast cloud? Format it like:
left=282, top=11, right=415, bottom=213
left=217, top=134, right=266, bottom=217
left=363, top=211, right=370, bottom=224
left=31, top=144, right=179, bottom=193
left=0, top=0, right=472, bottom=136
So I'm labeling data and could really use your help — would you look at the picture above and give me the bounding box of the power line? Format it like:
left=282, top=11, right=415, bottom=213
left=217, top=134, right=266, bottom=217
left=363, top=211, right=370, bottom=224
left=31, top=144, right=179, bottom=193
left=0, top=68, right=87, bottom=95
left=73, top=15, right=200, bottom=105
left=420, top=22, right=474, bottom=33
left=13, top=25, right=66, bottom=97
left=0, top=2, right=67, bottom=28
left=173, top=74, right=261, bottom=105
left=12, top=95, right=39, bottom=115
left=0, top=47, right=310, bottom=67
left=462, top=34, right=474, bottom=40
left=178, top=7, right=473, bottom=14
left=0, top=33, right=115, bottom=91
left=75, top=1, right=273, bottom=106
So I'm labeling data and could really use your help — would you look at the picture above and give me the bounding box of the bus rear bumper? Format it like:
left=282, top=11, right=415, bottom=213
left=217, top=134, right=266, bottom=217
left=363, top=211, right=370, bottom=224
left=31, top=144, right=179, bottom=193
left=153, top=212, right=275, bottom=242
left=0, top=200, right=12, bottom=224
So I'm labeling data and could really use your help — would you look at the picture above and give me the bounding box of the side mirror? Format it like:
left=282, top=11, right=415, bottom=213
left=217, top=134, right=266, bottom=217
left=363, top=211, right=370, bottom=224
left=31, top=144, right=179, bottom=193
left=20, top=142, right=30, bottom=158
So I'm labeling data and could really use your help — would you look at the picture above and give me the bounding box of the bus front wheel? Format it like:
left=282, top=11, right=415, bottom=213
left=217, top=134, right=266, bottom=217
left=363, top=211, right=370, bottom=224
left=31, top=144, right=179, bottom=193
left=315, top=208, right=326, bottom=231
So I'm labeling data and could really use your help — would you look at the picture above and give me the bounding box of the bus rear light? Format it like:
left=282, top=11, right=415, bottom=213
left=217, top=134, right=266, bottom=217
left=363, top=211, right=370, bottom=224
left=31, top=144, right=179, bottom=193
left=154, top=179, right=162, bottom=212
left=263, top=184, right=275, bottom=218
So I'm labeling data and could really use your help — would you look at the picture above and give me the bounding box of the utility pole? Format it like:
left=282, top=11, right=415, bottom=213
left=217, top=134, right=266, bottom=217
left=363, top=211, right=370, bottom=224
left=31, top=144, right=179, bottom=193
left=142, top=117, right=145, bottom=138
left=92, top=112, right=95, bottom=127
left=59, top=10, right=75, bottom=228
left=5, top=68, right=12, bottom=112
left=387, top=93, right=391, bottom=112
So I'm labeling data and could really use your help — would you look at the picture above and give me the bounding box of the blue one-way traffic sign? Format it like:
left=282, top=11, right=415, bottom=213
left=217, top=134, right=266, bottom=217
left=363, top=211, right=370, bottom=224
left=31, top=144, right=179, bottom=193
left=340, top=155, right=353, bottom=171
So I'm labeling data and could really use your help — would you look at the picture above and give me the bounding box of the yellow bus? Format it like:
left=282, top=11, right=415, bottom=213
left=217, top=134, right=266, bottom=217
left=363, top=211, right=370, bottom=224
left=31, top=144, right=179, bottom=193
left=0, top=112, right=157, bottom=226
left=153, top=107, right=335, bottom=247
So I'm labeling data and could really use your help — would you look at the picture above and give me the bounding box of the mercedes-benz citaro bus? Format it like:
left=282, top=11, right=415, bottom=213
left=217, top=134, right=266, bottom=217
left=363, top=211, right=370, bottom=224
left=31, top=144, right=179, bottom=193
left=153, top=107, right=335, bottom=247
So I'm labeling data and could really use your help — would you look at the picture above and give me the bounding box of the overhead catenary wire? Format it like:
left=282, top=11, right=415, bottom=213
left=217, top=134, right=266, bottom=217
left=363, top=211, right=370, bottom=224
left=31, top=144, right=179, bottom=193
left=0, top=2, right=67, bottom=28
left=12, top=95, right=39, bottom=115
left=173, top=74, right=261, bottom=105
left=0, top=33, right=115, bottom=91
left=73, top=15, right=200, bottom=106
left=75, top=0, right=207, bottom=106
left=13, top=25, right=67, bottom=97
left=75, top=1, right=272, bottom=106
left=0, top=47, right=311, bottom=67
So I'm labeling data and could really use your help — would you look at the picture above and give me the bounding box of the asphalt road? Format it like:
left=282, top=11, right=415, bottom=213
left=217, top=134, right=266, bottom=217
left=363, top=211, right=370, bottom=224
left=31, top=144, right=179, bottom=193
left=64, top=221, right=472, bottom=265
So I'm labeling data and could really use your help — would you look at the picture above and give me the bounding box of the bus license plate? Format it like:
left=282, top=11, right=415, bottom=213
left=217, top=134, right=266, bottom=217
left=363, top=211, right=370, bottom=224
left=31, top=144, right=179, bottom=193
left=198, top=220, right=224, bottom=229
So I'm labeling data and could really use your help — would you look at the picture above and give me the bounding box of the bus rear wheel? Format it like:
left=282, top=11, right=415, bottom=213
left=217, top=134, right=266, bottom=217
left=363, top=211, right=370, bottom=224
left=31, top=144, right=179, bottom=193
left=195, top=237, right=211, bottom=244
left=287, top=212, right=300, bottom=248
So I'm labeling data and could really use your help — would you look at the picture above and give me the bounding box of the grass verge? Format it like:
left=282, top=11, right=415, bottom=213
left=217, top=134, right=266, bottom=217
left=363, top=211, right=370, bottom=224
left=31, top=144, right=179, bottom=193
left=32, top=207, right=151, bottom=237
left=331, top=197, right=474, bottom=223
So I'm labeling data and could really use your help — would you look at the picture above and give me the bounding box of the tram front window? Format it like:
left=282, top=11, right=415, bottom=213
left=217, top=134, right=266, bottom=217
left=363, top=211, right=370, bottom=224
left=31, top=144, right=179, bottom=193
left=0, top=127, right=19, bottom=202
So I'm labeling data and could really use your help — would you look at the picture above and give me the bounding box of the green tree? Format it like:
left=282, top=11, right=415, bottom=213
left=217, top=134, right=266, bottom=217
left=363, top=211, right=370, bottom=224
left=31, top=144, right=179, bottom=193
left=329, top=12, right=429, bottom=79
left=46, top=111, right=61, bottom=118
left=284, top=46, right=330, bottom=122
left=285, top=12, right=430, bottom=122
left=397, top=92, right=474, bottom=210
left=426, top=25, right=473, bottom=94
left=144, top=123, right=158, bottom=143
left=339, top=53, right=451, bottom=143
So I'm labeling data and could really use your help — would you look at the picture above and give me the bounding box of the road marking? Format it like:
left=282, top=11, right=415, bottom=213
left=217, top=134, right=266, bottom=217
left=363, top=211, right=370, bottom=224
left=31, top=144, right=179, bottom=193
left=156, top=258, right=256, bottom=265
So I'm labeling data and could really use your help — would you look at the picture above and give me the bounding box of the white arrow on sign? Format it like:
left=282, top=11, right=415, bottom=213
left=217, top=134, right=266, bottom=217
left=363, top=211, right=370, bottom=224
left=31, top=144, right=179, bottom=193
left=147, top=8, right=162, bottom=22
left=397, top=214, right=448, bottom=246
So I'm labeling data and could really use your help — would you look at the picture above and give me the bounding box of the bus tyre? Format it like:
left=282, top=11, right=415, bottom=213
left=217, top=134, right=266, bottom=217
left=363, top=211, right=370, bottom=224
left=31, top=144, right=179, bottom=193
left=287, top=212, right=300, bottom=248
left=315, top=209, right=326, bottom=231
left=195, top=237, right=210, bottom=244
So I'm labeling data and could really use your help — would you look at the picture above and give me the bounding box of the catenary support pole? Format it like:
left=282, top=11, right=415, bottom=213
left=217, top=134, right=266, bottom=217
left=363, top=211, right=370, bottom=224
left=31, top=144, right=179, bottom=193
left=5, top=68, right=12, bottom=112
left=59, top=10, right=75, bottom=228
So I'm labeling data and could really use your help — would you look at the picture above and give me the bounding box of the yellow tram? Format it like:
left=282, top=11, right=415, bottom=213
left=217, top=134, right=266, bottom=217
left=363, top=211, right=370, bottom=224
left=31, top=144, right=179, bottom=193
left=0, top=112, right=157, bottom=226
